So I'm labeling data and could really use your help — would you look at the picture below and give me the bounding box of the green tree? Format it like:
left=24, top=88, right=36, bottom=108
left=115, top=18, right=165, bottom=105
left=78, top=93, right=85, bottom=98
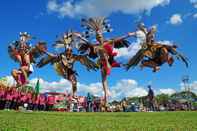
left=156, top=94, right=170, bottom=106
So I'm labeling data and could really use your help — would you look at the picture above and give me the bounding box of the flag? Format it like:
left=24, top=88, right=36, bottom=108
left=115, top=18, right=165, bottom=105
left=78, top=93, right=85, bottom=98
left=35, top=79, right=40, bottom=95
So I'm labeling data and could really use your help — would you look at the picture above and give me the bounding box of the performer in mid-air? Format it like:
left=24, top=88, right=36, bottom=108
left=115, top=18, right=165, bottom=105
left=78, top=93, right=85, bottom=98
left=8, top=32, right=47, bottom=86
left=36, top=31, right=99, bottom=98
left=125, top=24, right=188, bottom=72
left=73, top=17, right=132, bottom=108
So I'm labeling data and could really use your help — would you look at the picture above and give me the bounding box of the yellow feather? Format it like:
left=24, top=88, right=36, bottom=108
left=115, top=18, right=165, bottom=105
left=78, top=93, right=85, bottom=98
left=53, top=62, right=64, bottom=76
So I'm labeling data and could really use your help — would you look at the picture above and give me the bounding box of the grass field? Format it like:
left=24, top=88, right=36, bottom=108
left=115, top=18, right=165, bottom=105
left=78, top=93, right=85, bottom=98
left=0, top=111, right=197, bottom=131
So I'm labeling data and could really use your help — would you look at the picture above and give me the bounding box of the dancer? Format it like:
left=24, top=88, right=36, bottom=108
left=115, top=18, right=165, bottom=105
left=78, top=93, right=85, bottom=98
left=8, top=32, right=47, bottom=86
left=37, top=31, right=98, bottom=98
left=73, top=17, right=132, bottom=108
left=125, top=24, right=188, bottom=72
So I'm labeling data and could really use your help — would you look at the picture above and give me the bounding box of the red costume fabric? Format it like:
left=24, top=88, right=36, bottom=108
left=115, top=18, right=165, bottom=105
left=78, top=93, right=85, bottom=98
left=18, top=73, right=27, bottom=85
left=102, top=42, right=120, bottom=75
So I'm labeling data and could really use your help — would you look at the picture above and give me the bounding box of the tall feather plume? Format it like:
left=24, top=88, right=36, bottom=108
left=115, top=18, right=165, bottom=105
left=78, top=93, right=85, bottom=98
left=81, top=17, right=112, bottom=38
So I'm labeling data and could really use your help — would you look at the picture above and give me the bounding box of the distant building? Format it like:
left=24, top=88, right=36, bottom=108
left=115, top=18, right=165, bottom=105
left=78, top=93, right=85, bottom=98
left=43, top=92, right=104, bottom=112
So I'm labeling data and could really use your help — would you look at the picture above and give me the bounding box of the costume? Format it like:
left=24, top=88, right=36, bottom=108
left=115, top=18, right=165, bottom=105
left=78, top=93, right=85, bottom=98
left=37, top=31, right=98, bottom=98
left=73, top=17, right=132, bottom=108
left=125, top=24, right=188, bottom=72
left=8, top=32, right=47, bottom=86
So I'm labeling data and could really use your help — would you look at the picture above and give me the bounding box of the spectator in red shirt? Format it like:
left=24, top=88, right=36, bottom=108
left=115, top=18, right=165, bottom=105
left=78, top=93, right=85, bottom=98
left=27, top=91, right=33, bottom=110
left=11, top=87, right=19, bottom=110
left=5, top=88, right=13, bottom=110
left=20, top=92, right=27, bottom=107
left=0, top=87, right=6, bottom=109
left=33, top=95, right=40, bottom=111
left=15, top=90, right=21, bottom=109
left=39, top=94, right=46, bottom=111
left=47, top=95, right=55, bottom=111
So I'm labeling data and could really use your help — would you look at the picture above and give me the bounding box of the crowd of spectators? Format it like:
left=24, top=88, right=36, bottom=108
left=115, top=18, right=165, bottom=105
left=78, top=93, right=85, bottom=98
left=0, top=85, right=55, bottom=111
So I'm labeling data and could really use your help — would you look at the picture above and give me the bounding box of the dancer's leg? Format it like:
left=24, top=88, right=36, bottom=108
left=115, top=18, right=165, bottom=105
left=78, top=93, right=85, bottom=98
left=101, top=68, right=109, bottom=109
left=69, top=74, right=77, bottom=98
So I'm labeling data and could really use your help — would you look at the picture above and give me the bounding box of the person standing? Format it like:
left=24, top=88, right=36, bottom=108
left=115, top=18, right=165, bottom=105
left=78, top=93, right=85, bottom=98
left=11, top=87, right=18, bottom=110
left=39, top=94, right=46, bottom=111
left=20, top=91, right=28, bottom=109
left=147, top=85, right=156, bottom=111
left=47, top=95, right=55, bottom=111
left=0, top=87, right=6, bottom=109
left=27, top=91, right=33, bottom=110
left=5, top=88, right=13, bottom=110
left=32, top=95, right=39, bottom=111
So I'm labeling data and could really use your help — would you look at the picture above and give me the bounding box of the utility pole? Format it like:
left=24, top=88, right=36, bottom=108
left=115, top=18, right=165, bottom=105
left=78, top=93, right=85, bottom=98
left=182, top=75, right=191, bottom=110
left=182, top=75, right=189, bottom=92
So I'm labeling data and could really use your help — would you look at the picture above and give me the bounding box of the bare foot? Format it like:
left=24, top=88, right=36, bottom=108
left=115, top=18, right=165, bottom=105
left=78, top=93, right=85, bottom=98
left=168, top=57, right=174, bottom=66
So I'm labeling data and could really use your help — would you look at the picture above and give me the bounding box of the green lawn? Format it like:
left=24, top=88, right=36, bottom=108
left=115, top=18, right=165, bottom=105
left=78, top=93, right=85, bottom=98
left=0, top=111, right=197, bottom=131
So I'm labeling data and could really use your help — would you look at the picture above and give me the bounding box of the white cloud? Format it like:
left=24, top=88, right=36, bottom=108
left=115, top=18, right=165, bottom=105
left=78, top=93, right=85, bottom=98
left=193, top=13, right=197, bottom=18
left=169, top=14, right=183, bottom=25
left=29, top=78, right=148, bottom=101
left=77, top=82, right=103, bottom=96
left=110, top=79, right=148, bottom=100
left=7, top=76, right=196, bottom=100
left=47, top=0, right=170, bottom=18
left=180, top=81, right=197, bottom=94
left=159, top=88, right=176, bottom=95
left=114, top=42, right=141, bottom=58
left=190, top=0, right=197, bottom=8
left=157, top=40, right=173, bottom=45
left=194, top=4, right=197, bottom=8
left=29, top=78, right=104, bottom=96
left=1, top=75, right=148, bottom=100
left=47, top=0, right=59, bottom=11
left=29, top=78, right=72, bottom=93
left=190, top=81, right=197, bottom=94
left=190, top=0, right=197, bottom=3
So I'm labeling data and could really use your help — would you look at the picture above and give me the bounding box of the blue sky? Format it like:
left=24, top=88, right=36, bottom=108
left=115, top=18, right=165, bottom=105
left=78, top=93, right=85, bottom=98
left=0, top=0, right=197, bottom=98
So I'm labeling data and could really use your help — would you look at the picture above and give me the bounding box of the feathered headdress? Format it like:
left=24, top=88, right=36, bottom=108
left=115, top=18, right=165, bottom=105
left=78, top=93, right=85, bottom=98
left=81, top=17, right=113, bottom=38
left=19, top=32, right=31, bottom=38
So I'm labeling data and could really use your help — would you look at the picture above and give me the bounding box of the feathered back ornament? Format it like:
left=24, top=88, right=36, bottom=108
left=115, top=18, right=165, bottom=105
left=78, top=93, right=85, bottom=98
left=53, top=30, right=77, bottom=49
left=81, top=17, right=113, bottom=38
